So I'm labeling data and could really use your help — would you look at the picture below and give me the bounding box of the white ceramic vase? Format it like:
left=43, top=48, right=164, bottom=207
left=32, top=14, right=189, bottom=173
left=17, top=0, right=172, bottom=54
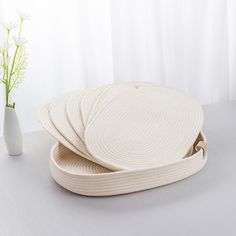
left=3, top=107, right=23, bottom=156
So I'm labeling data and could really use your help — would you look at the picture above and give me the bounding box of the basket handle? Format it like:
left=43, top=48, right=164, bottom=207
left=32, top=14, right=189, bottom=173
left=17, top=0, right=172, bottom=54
left=195, top=141, right=208, bottom=158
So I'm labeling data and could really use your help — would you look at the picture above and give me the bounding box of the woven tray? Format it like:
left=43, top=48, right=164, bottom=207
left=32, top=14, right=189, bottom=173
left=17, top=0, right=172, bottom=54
left=50, top=132, right=207, bottom=196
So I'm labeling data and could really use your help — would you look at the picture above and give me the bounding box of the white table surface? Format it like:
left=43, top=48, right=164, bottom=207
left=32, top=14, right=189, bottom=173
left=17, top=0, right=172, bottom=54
left=0, top=102, right=236, bottom=236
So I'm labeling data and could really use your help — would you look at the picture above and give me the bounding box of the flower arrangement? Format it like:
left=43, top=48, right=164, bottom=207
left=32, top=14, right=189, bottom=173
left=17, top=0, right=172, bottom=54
left=0, top=11, right=29, bottom=108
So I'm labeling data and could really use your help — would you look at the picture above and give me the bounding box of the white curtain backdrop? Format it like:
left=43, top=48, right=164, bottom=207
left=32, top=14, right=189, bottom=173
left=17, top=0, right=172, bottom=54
left=0, top=0, right=236, bottom=134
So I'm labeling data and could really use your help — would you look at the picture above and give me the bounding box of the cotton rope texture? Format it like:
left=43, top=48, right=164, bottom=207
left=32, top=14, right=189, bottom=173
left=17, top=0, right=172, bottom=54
left=49, top=93, right=88, bottom=158
left=40, top=100, right=193, bottom=163
left=50, top=93, right=105, bottom=164
left=80, top=86, right=110, bottom=126
left=85, top=86, right=204, bottom=170
left=66, top=90, right=88, bottom=142
left=81, top=82, right=160, bottom=127
left=39, top=104, right=79, bottom=155
left=50, top=133, right=207, bottom=196
left=50, top=91, right=138, bottom=169
left=39, top=104, right=110, bottom=173
left=86, top=82, right=161, bottom=126
left=39, top=102, right=194, bottom=177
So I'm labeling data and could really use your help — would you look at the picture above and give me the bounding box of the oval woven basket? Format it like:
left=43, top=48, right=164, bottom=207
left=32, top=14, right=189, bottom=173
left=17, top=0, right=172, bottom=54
left=50, top=132, right=207, bottom=196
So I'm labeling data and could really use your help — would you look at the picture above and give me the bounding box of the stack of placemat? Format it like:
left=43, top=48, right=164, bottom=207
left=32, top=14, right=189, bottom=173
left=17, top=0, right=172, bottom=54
left=39, top=82, right=208, bottom=196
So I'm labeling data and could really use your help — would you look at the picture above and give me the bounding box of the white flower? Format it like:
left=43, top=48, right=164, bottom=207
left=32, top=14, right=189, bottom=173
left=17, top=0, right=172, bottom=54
left=1, top=21, right=17, bottom=31
left=13, top=36, right=27, bottom=47
left=17, top=11, right=30, bottom=20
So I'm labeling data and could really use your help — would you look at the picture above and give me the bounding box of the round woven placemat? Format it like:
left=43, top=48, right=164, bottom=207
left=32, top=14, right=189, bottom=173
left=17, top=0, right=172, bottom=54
left=87, top=82, right=160, bottom=125
left=49, top=93, right=93, bottom=160
left=85, top=86, right=203, bottom=170
left=80, top=86, right=109, bottom=126
left=38, top=103, right=83, bottom=156
left=66, top=90, right=87, bottom=142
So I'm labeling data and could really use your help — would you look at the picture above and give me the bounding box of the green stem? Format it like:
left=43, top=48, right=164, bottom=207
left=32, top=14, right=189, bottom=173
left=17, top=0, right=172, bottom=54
left=5, top=80, right=9, bottom=107
left=9, top=46, right=19, bottom=79
left=7, top=46, right=19, bottom=107
left=4, top=30, right=10, bottom=107
left=2, top=52, right=6, bottom=80
left=12, top=46, right=23, bottom=76
left=2, top=52, right=9, bottom=106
